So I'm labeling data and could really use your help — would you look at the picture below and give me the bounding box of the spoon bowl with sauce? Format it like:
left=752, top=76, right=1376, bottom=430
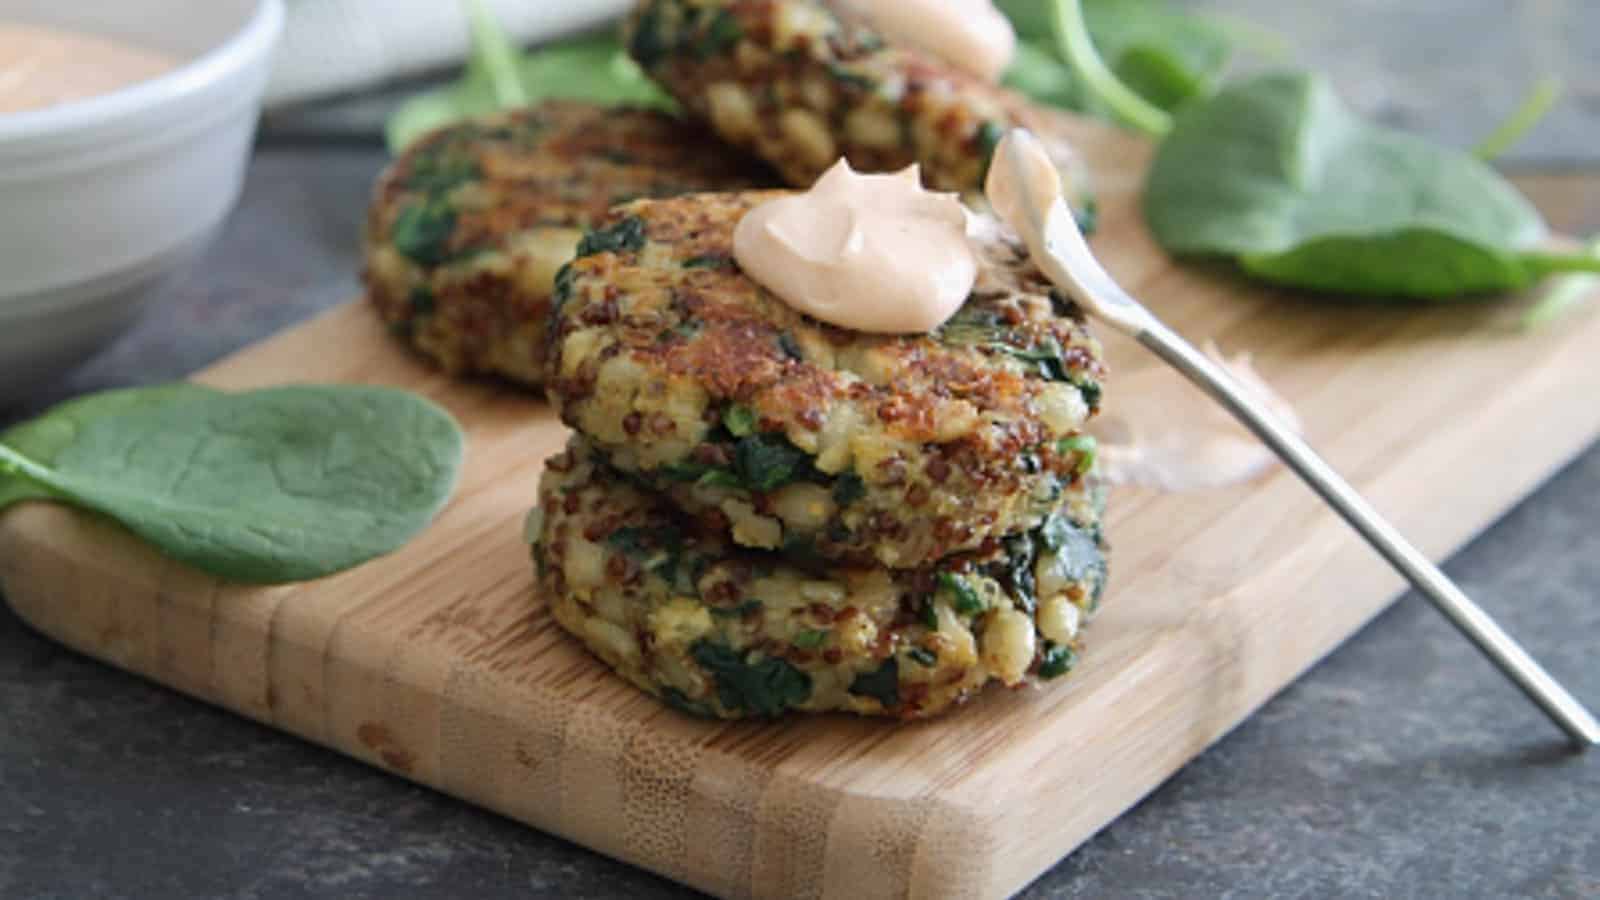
left=0, top=0, right=283, bottom=405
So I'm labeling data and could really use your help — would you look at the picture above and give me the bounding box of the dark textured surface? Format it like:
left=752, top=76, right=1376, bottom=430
left=6, top=4, right=1600, bottom=891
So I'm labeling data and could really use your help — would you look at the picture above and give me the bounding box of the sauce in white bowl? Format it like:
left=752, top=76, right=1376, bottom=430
left=0, top=23, right=179, bottom=115
left=0, top=1, right=282, bottom=407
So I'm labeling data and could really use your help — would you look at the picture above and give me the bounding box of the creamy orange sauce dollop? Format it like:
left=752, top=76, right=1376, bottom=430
left=832, top=0, right=1016, bottom=83
left=733, top=159, right=978, bottom=334
left=0, top=23, right=179, bottom=115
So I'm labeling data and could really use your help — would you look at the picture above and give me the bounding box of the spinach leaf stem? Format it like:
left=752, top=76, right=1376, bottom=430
left=1473, top=76, right=1562, bottom=162
left=1051, top=0, right=1174, bottom=137
left=0, top=443, right=51, bottom=486
left=1522, top=248, right=1600, bottom=277
left=462, top=0, right=527, bottom=109
left=1520, top=238, right=1600, bottom=329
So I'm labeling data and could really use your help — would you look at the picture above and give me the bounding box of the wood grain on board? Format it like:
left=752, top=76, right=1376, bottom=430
left=4, top=117, right=1600, bottom=900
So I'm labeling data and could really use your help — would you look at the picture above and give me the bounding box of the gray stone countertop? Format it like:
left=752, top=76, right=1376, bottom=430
left=3, top=3, right=1600, bottom=897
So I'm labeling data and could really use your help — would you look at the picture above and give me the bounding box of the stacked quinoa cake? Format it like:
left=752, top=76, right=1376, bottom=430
left=623, top=0, right=1087, bottom=197
left=362, top=0, right=1112, bottom=719
left=533, top=197, right=1110, bottom=719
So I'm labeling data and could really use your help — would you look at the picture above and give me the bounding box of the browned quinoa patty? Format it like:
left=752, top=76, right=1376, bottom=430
left=546, top=191, right=1106, bottom=569
left=623, top=0, right=1083, bottom=196
left=362, top=100, right=773, bottom=385
left=531, top=436, right=1107, bottom=719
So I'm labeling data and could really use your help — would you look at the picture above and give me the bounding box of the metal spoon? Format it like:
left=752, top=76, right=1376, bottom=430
left=987, top=128, right=1599, bottom=749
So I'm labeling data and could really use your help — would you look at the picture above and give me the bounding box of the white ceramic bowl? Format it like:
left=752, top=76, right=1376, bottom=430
left=0, top=0, right=284, bottom=405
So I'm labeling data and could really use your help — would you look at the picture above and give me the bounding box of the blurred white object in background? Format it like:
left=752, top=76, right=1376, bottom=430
left=0, top=0, right=283, bottom=404
left=265, top=0, right=632, bottom=108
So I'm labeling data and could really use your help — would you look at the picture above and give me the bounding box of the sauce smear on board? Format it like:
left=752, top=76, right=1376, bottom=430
left=0, top=23, right=179, bottom=115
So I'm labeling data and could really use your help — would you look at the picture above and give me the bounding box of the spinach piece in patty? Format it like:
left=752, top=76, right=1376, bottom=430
left=1057, top=434, right=1097, bottom=476
left=709, top=598, right=764, bottom=619
left=849, top=658, right=900, bottom=708
left=1039, top=513, right=1109, bottom=609
left=1000, top=339, right=1103, bottom=408
left=827, top=62, right=878, bottom=93
left=1038, top=642, right=1078, bottom=679
left=402, top=145, right=480, bottom=194
left=691, top=641, right=812, bottom=716
left=391, top=201, right=457, bottom=266
left=831, top=472, right=867, bottom=507
left=936, top=318, right=1101, bottom=406
left=937, top=572, right=985, bottom=617
left=695, top=9, right=743, bottom=59
left=661, top=686, right=715, bottom=717
left=682, top=253, right=733, bottom=270
left=658, top=432, right=818, bottom=495
left=575, top=216, right=648, bottom=258
left=734, top=434, right=813, bottom=492
left=628, top=0, right=670, bottom=68
left=1041, top=515, right=1106, bottom=574
left=992, top=533, right=1040, bottom=614
left=607, top=525, right=685, bottom=580
left=794, top=629, right=830, bottom=650
left=631, top=1, right=743, bottom=67
left=722, top=404, right=757, bottom=437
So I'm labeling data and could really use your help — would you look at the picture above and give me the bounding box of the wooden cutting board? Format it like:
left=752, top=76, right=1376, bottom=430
left=5, top=117, right=1600, bottom=900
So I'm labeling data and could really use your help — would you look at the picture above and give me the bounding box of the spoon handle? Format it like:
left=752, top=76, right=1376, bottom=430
left=989, top=126, right=1596, bottom=747
left=1137, top=318, right=1600, bottom=749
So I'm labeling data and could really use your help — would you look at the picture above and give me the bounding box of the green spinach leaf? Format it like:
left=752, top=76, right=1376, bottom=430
left=1144, top=73, right=1600, bottom=298
left=1038, top=514, right=1108, bottom=604
left=0, top=384, right=217, bottom=509
left=660, top=685, right=714, bottom=717
left=794, top=628, right=829, bottom=650
left=848, top=658, right=900, bottom=708
left=722, top=404, right=757, bottom=438
left=831, top=472, right=866, bottom=507
left=387, top=1, right=674, bottom=153
left=0, top=385, right=464, bottom=584
left=937, top=571, right=985, bottom=616
left=1000, top=0, right=1234, bottom=124
left=1076, top=0, right=1232, bottom=114
left=691, top=640, right=811, bottom=716
left=991, top=532, right=1039, bottom=614
left=709, top=598, right=764, bottom=619
left=391, top=200, right=458, bottom=266
left=1057, top=434, right=1097, bottom=475
left=734, top=434, right=813, bottom=493
left=1038, top=642, right=1077, bottom=679
left=575, top=215, right=648, bottom=258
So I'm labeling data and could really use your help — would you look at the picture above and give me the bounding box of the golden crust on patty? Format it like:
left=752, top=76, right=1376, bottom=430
left=362, top=100, right=773, bottom=385
left=532, top=438, right=1106, bottom=719
left=546, top=191, right=1106, bottom=569
left=623, top=0, right=1076, bottom=195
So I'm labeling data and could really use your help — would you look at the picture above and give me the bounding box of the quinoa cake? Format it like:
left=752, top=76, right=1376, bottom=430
left=546, top=191, right=1107, bottom=569
left=531, top=437, right=1107, bottom=719
left=623, top=0, right=1086, bottom=198
left=362, top=100, right=772, bottom=385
